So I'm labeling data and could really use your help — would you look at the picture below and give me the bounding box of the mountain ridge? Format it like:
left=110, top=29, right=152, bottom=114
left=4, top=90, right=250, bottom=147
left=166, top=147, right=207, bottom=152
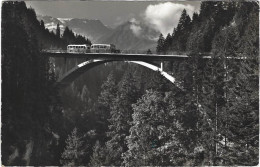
left=99, top=20, right=159, bottom=51
left=37, top=15, right=159, bottom=51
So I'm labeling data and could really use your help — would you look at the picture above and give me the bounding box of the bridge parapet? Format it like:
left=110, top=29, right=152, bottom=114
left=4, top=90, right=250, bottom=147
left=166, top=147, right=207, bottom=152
left=42, top=49, right=188, bottom=55
left=42, top=49, right=67, bottom=53
left=42, top=50, right=250, bottom=60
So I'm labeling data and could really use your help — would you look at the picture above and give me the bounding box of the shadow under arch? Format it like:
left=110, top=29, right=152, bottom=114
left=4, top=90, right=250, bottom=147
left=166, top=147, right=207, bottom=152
left=57, top=59, right=177, bottom=88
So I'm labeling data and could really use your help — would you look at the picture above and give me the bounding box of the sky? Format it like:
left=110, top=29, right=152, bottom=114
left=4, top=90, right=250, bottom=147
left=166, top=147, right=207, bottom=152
left=26, top=1, right=201, bottom=35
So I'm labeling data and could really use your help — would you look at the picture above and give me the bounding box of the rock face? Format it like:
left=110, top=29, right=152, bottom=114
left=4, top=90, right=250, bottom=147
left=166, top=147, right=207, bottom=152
left=99, top=20, right=160, bottom=51
left=37, top=15, right=160, bottom=51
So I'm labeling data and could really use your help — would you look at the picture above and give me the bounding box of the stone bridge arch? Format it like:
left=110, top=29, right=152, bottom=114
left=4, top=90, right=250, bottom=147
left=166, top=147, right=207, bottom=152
left=57, top=59, right=177, bottom=88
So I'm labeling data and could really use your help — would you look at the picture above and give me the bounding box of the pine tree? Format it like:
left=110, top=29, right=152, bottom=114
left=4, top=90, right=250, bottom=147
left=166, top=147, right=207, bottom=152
left=200, top=3, right=259, bottom=165
left=88, top=141, right=110, bottom=166
left=156, top=33, right=165, bottom=54
left=98, top=73, right=117, bottom=110
left=176, top=9, right=191, bottom=32
left=192, top=12, right=200, bottom=24
left=164, top=33, right=172, bottom=52
left=97, top=72, right=117, bottom=122
left=60, top=128, right=87, bottom=166
left=40, top=20, right=45, bottom=30
left=62, top=26, right=74, bottom=44
left=56, top=23, right=60, bottom=38
left=2, top=2, right=63, bottom=165
left=222, top=3, right=258, bottom=165
left=199, top=1, right=218, bottom=20
left=171, top=9, right=191, bottom=52
left=123, top=90, right=186, bottom=166
left=146, top=49, right=152, bottom=54
left=105, top=72, right=139, bottom=165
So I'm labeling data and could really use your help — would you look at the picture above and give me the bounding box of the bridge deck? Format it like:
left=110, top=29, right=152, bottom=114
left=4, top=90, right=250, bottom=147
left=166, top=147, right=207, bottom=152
left=42, top=51, right=249, bottom=61
left=41, top=52, right=193, bottom=61
left=42, top=52, right=191, bottom=60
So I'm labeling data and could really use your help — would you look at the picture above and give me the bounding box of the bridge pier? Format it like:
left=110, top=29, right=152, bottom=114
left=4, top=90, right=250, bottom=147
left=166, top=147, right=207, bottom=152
left=64, top=57, right=67, bottom=72
left=160, top=62, right=163, bottom=71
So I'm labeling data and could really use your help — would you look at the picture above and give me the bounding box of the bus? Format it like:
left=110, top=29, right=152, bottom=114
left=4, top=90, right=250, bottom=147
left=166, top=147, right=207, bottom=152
left=90, top=44, right=116, bottom=53
left=67, top=44, right=90, bottom=53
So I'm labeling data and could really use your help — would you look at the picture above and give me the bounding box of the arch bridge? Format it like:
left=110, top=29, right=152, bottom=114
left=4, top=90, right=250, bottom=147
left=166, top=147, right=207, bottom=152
left=42, top=51, right=210, bottom=88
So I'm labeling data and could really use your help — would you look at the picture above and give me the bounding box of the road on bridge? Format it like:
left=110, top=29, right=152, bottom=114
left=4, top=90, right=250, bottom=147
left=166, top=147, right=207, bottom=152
left=42, top=51, right=250, bottom=61
left=41, top=51, right=192, bottom=61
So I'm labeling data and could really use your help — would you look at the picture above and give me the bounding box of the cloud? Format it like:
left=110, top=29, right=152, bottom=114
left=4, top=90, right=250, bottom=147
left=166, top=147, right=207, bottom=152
left=129, top=18, right=138, bottom=24
left=130, top=24, right=142, bottom=36
left=143, top=2, right=195, bottom=36
left=129, top=18, right=142, bottom=36
left=114, top=13, right=135, bottom=27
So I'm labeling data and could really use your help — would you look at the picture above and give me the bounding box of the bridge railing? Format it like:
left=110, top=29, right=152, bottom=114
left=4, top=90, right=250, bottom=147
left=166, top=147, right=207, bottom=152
left=42, top=49, right=189, bottom=55
left=42, top=49, right=67, bottom=53
left=119, top=50, right=188, bottom=55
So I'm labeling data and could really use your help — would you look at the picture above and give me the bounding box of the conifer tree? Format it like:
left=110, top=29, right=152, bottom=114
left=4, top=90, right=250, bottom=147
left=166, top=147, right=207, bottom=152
left=98, top=72, right=117, bottom=122
left=40, top=20, right=45, bottom=30
left=88, top=141, right=110, bottom=166
left=146, top=49, right=152, bottom=54
left=56, top=23, right=60, bottom=38
left=192, top=12, right=200, bottom=24
left=199, top=3, right=259, bottom=165
left=176, top=9, right=191, bottom=32
left=123, top=90, right=186, bottom=166
left=171, top=9, right=191, bottom=52
left=105, top=72, right=139, bottom=165
left=156, top=33, right=165, bottom=54
left=2, top=1, right=64, bottom=165
left=221, top=3, right=258, bottom=165
left=60, top=128, right=86, bottom=166
left=164, top=33, right=172, bottom=52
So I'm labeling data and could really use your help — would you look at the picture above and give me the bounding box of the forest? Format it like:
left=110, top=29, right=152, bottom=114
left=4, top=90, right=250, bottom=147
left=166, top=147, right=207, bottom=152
left=1, top=1, right=259, bottom=166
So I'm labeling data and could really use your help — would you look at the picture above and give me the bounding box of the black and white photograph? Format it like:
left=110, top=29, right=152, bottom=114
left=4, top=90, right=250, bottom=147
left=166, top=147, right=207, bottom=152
left=1, top=0, right=259, bottom=166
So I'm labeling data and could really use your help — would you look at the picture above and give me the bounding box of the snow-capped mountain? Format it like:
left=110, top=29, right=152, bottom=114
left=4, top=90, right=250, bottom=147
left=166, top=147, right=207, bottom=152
left=37, top=15, right=160, bottom=50
left=37, top=15, right=112, bottom=42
